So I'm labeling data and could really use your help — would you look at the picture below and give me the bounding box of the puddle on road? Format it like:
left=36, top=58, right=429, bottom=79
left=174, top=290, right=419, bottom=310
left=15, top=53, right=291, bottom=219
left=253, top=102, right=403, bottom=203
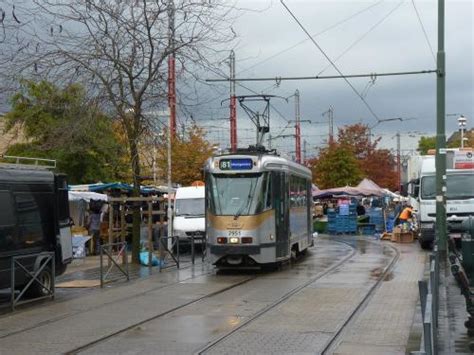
left=370, top=267, right=395, bottom=282
left=356, top=239, right=367, bottom=254
left=382, top=246, right=395, bottom=257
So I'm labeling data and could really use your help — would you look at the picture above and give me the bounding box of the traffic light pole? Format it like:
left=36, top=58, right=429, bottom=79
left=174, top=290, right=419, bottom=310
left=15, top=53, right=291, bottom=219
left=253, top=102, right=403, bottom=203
left=436, top=0, right=447, bottom=252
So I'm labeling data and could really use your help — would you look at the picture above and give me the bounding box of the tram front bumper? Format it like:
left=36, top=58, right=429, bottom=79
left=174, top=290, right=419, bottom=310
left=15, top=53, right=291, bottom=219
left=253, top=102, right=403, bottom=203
left=210, top=245, right=261, bottom=255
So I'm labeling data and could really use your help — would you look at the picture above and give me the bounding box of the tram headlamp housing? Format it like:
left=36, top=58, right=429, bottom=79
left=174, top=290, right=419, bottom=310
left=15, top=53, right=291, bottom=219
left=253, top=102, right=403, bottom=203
left=241, top=237, right=253, bottom=244
left=229, top=237, right=239, bottom=244
left=217, top=237, right=227, bottom=244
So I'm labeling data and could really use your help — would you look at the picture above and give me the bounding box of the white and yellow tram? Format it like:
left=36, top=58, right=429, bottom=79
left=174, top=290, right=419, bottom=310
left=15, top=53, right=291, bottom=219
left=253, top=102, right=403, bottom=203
left=205, top=149, right=313, bottom=268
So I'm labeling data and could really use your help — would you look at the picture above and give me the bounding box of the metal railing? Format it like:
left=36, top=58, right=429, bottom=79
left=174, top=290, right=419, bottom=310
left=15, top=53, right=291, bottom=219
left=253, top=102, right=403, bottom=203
left=158, top=235, right=180, bottom=271
left=10, top=252, right=55, bottom=311
left=99, top=242, right=129, bottom=288
left=188, top=233, right=206, bottom=265
left=0, top=154, right=56, bottom=169
left=413, top=246, right=439, bottom=355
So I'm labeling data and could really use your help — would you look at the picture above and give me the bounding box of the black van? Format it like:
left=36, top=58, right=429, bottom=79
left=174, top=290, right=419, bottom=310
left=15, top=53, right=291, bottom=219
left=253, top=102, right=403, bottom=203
left=0, top=162, right=72, bottom=297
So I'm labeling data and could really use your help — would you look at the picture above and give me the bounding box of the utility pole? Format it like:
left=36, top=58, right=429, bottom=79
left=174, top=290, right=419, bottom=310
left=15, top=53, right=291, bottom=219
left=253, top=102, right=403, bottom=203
left=229, top=50, right=237, bottom=152
left=168, top=0, right=177, bottom=137
left=322, top=106, right=334, bottom=144
left=294, top=89, right=301, bottom=163
left=396, top=132, right=401, bottom=191
left=436, top=0, right=447, bottom=252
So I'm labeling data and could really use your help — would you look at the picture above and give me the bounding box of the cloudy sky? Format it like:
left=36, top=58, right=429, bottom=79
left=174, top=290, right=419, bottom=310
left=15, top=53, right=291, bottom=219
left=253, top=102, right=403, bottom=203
left=198, top=0, right=473, bottom=158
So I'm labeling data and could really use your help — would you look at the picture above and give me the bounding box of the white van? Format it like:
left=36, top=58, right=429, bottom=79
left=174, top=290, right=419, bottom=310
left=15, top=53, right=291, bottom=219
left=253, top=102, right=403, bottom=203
left=173, top=186, right=205, bottom=244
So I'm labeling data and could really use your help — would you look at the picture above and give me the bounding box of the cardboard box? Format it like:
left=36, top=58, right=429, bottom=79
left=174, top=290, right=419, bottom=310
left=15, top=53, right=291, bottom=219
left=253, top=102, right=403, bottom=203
left=392, top=231, right=414, bottom=243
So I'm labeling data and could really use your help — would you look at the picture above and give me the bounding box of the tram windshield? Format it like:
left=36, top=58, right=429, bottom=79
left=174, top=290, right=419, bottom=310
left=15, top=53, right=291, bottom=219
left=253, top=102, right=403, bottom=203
left=208, top=173, right=270, bottom=216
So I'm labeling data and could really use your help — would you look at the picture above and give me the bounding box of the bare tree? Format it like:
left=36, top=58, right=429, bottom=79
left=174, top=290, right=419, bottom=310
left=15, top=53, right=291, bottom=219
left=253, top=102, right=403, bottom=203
left=1, top=0, right=236, bottom=262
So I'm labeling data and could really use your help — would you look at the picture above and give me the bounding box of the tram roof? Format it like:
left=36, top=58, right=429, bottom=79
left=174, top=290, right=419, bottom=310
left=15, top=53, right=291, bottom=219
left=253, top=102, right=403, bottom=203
left=206, top=152, right=312, bottom=180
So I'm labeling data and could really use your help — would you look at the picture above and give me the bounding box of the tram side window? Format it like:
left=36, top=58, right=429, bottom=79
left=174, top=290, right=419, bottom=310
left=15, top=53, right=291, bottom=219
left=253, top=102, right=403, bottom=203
left=265, top=173, right=272, bottom=209
left=289, top=176, right=295, bottom=207
left=300, top=178, right=307, bottom=207
left=256, top=173, right=273, bottom=213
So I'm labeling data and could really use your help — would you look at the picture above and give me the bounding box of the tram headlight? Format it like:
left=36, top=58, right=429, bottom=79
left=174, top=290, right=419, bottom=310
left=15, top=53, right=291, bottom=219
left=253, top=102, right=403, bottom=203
left=217, top=237, right=227, bottom=244
left=241, top=237, right=253, bottom=244
left=229, top=237, right=239, bottom=244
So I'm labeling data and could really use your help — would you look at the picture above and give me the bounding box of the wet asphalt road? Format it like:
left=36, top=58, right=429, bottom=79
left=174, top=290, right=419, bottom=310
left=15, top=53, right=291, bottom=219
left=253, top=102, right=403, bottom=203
left=0, top=236, right=424, bottom=354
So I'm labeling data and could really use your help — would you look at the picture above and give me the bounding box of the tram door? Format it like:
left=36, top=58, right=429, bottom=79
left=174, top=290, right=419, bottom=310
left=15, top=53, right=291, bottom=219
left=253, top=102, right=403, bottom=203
left=273, top=172, right=289, bottom=258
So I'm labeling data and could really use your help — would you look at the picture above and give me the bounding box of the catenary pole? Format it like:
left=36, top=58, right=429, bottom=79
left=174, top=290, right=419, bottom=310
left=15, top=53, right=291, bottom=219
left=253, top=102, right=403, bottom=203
left=230, top=50, right=237, bottom=152
left=295, top=90, right=301, bottom=163
left=168, top=0, right=177, bottom=137
left=436, top=0, right=447, bottom=252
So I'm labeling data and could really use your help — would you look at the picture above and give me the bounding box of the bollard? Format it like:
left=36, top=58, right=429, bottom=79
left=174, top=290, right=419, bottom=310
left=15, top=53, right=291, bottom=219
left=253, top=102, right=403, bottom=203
left=419, top=280, right=428, bottom=321
left=424, top=294, right=433, bottom=355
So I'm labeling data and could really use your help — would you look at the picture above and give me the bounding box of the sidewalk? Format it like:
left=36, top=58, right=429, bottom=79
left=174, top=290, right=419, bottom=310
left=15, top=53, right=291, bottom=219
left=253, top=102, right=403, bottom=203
left=437, top=259, right=474, bottom=354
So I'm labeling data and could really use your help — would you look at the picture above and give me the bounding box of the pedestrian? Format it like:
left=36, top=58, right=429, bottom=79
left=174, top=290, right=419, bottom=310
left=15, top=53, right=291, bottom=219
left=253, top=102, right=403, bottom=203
left=398, top=205, right=413, bottom=223
left=88, top=211, right=102, bottom=255
left=356, top=202, right=366, bottom=216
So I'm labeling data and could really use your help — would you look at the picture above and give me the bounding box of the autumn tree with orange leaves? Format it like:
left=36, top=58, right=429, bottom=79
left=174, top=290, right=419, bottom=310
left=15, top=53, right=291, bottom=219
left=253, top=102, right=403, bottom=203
left=156, top=125, right=214, bottom=186
left=310, top=123, right=398, bottom=190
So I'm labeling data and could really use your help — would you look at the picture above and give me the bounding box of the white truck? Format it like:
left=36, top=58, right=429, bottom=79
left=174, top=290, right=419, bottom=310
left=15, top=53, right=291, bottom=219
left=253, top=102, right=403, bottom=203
left=407, top=149, right=474, bottom=249
left=172, top=186, right=205, bottom=247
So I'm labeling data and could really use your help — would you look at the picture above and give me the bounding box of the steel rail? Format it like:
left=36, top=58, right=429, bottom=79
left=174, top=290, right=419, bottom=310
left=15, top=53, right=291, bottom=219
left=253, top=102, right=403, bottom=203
left=0, top=257, right=211, bottom=338
left=65, top=275, right=259, bottom=354
left=321, top=241, right=401, bottom=354
left=196, top=239, right=358, bottom=354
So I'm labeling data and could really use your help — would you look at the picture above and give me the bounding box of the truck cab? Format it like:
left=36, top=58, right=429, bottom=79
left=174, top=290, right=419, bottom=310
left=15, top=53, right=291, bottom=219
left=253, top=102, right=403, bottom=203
left=172, top=186, right=205, bottom=245
left=408, top=150, right=474, bottom=249
left=0, top=157, right=72, bottom=296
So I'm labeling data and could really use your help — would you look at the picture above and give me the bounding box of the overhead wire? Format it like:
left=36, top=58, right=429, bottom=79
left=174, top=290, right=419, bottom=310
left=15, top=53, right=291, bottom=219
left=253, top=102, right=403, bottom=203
left=316, top=1, right=406, bottom=76
left=238, top=0, right=386, bottom=75
left=411, top=0, right=436, bottom=64
left=280, top=0, right=382, bottom=123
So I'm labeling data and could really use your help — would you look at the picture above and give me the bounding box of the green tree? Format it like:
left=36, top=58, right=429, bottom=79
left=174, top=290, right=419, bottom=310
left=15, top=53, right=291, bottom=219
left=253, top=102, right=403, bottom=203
left=4, top=80, right=128, bottom=184
left=417, top=135, right=465, bottom=154
left=417, top=136, right=437, bottom=154
left=310, top=143, right=363, bottom=189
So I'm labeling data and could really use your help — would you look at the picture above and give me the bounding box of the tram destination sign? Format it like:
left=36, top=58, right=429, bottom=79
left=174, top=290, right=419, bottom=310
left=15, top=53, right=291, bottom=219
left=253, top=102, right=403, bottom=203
left=219, top=158, right=253, bottom=170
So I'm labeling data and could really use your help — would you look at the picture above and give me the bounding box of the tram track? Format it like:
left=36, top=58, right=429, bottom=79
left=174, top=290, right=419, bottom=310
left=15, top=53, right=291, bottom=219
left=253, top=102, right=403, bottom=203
left=321, top=242, right=401, bottom=354
left=65, top=275, right=259, bottom=354
left=0, top=259, right=213, bottom=339
left=66, top=239, right=355, bottom=354
left=1, top=238, right=358, bottom=354
left=197, top=239, right=399, bottom=355
left=196, top=239, right=358, bottom=354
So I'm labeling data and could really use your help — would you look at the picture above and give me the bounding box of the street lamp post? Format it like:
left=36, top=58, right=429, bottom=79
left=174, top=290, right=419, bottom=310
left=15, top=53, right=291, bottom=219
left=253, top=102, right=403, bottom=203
left=458, top=115, right=467, bottom=148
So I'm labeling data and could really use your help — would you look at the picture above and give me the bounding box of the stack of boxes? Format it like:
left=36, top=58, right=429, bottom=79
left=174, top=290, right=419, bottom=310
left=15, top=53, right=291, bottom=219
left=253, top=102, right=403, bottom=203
left=327, top=204, right=357, bottom=234
left=366, top=208, right=384, bottom=232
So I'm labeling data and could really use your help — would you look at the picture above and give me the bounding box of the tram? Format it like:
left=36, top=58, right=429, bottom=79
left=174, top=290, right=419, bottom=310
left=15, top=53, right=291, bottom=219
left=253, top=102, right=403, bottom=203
left=205, top=147, right=313, bottom=268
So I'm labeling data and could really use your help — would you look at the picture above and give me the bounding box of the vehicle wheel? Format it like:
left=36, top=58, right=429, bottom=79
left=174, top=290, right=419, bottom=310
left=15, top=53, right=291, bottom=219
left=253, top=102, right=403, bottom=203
left=420, top=240, right=433, bottom=250
left=55, top=262, right=67, bottom=276
left=26, top=266, right=53, bottom=298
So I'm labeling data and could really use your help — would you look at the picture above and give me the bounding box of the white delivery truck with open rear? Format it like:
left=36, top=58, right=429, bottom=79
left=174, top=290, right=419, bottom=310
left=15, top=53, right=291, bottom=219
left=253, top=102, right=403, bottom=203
left=407, top=149, right=474, bottom=249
